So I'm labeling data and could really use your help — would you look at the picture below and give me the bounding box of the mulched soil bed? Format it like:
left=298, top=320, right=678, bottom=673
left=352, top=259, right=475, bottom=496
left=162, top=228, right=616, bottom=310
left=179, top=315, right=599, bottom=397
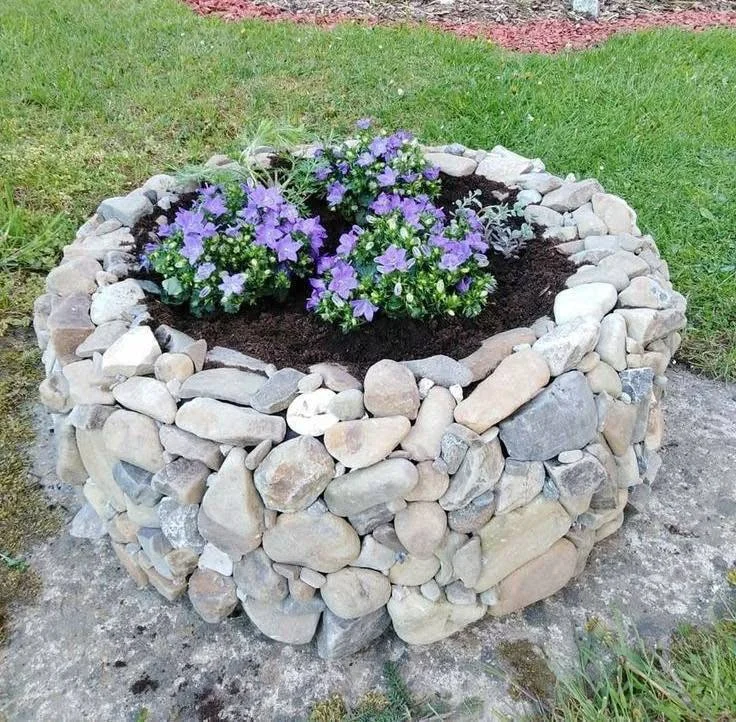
left=135, top=173, right=574, bottom=375
left=185, top=0, right=736, bottom=53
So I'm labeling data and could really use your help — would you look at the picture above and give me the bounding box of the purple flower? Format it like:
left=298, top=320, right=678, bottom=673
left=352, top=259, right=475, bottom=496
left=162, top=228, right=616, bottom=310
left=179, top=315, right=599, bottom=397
left=201, top=194, right=227, bottom=217
left=249, top=185, right=283, bottom=211
left=326, top=182, right=347, bottom=206
left=456, top=276, right=473, bottom=293
left=337, top=231, right=358, bottom=257
left=274, top=235, right=302, bottom=263
left=375, top=245, right=412, bottom=274
left=195, top=262, right=216, bottom=281
left=199, top=286, right=212, bottom=299
left=351, top=298, right=378, bottom=321
left=327, top=261, right=358, bottom=300
left=423, top=166, right=440, bottom=181
left=401, top=172, right=420, bottom=183
left=356, top=152, right=374, bottom=168
left=218, top=271, right=246, bottom=298
left=317, top=254, right=338, bottom=274
left=356, top=118, right=372, bottom=130
left=310, top=277, right=327, bottom=295
left=181, top=236, right=204, bottom=264
left=370, top=193, right=394, bottom=216
left=336, top=161, right=350, bottom=175
left=157, top=221, right=173, bottom=238
left=298, top=217, right=327, bottom=254
left=254, top=223, right=283, bottom=249
left=439, top=240, right=472, bottom=271
left=376, top=166, right=398, bottom=187
left=466, top=231, right=488, bottom=253
left=224, top=219, right=245, bottom=238
left=314, top=165, right=331, bottom=181
left=368, top=136, right=388, bottom=157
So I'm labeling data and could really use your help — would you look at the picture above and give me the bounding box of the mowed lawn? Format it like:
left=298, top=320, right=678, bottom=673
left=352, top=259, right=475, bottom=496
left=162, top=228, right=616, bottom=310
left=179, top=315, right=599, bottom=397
left=1, top=0, right=735, bottom=376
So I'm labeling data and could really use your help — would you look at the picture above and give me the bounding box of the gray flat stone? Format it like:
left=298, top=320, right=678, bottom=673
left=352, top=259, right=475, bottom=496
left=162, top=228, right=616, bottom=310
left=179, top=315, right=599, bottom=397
left=499, top=371, right=598, bottom=461
left=179, top=368, right=267, bottom=405
left=402, top=355, right=473, bottom=388
left=98, top=192, right=153, bottom=227
left=316, top=607, right=391, bottom=660
left=249, top=368, right=305, bottom=413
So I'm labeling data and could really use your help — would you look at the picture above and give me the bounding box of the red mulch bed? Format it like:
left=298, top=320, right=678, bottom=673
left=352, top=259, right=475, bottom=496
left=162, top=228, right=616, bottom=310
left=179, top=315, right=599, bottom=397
left=184, top=0, right=736, bottom=52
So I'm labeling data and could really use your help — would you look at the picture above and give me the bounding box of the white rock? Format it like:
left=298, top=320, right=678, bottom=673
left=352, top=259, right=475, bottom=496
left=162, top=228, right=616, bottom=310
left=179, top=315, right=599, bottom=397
left=102, top=409, right=165, bottom=473
left=101, top=326, right=161, bottom=377
left=541, top=179, right=603, bottom=212
left=591, top=192, right=636, bottom=234
left=400, top=386, right=456, bottom=461
left=475, top=146, right=535, bottom=185
left=75, top=320, right=128, bottom=358
left=572, top=204, right=607, bottom=238
left=154, top=352, right=194, bottom=383
left=324, top=416, right=411, bottom=469
left=525, top=205, right=563, bottom=227
left=394, top=502, right=447, bottom=559
left=618, top=276, right=673, bottom=310
left=179, top=368, right=267, bottom=405
left=553, top=283, right=618, bottom=324
left=90, top=279, right=145, bottom=325
left=363, top=359, right=420, bottom=419
left=286, top=388, right=340, bottom=435
left=387, top=586, right=485, bottom=645
left=454, top=349, right=551, bottom=433
left=532, top=317, right=600, bottom=376
left=176, top=397, right=286, bottom=447
left=321, top=568, right=391, bottom=619
left=112, top=376, right=178, bottom=424
left=199, top=448, right=264, bottom=557
left=424, top=152, right=477, bottom=177
left=596, top=314, right=627, bottom=371
left=198, top=543, right=234, bottom=576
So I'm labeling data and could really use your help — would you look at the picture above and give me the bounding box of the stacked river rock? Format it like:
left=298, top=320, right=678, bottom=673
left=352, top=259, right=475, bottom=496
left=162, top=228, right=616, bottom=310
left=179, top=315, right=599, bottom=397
left=34, top=144, right=687, bottom=659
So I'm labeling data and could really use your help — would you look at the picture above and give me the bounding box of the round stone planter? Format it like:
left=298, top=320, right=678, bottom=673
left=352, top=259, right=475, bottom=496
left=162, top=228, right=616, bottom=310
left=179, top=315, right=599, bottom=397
left=34, top=143, right=687, bottom=659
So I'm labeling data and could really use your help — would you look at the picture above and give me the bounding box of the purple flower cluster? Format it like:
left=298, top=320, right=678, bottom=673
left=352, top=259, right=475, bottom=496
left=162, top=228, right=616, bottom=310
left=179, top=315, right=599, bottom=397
left=144, top=182, right=326, bottom=316
left=307, top=191, right=496, bottom=331
left=306, top=119, right=441, bottom=220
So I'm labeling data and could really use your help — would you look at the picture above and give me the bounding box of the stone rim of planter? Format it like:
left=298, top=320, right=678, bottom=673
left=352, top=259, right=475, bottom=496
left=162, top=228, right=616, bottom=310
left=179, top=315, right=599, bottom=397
left=36, top=142, right=686, bottom=658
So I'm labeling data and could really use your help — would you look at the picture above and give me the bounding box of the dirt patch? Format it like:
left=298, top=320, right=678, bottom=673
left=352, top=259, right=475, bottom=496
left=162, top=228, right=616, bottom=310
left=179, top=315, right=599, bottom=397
left=498, top=639, right=557, bottom=704
left=135, top=173, right=574, bottom=374
left=130, top=675, right=160, bottom=695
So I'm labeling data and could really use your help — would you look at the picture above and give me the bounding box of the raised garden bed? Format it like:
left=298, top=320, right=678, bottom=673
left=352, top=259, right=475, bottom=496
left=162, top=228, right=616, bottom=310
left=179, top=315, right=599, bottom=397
left=34, top=135, right=687, bottom=659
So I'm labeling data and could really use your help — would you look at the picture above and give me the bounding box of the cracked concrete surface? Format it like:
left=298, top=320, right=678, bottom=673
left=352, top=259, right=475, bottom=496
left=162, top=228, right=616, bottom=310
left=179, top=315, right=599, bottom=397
left=1, top=368, right=734, bottom=721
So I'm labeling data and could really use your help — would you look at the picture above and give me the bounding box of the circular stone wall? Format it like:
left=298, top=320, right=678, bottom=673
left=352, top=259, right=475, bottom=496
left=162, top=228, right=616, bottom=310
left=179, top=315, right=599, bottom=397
left=34, top=143, right=687, bottom=658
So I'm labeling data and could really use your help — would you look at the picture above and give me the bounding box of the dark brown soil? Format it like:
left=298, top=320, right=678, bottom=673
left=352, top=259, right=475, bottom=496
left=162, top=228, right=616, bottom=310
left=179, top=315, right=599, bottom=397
left=135, top=173, right=574, bottom=375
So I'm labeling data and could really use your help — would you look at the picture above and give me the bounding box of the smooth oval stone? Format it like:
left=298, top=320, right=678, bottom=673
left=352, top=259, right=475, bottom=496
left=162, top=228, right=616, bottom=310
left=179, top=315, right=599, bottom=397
left=262, top=510, right=360, bottom=573
left=324, top=416, right=411, bottom=469
left=254, top=436, right=335, bottom=513
left=323, top=458, right=418, bottom=517
left=321, top=568, right=391, bottom=619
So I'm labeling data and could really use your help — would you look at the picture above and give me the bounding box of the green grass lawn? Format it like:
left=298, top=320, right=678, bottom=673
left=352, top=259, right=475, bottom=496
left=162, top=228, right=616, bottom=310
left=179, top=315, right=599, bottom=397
left=1, top=0, right=735, bottom=375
